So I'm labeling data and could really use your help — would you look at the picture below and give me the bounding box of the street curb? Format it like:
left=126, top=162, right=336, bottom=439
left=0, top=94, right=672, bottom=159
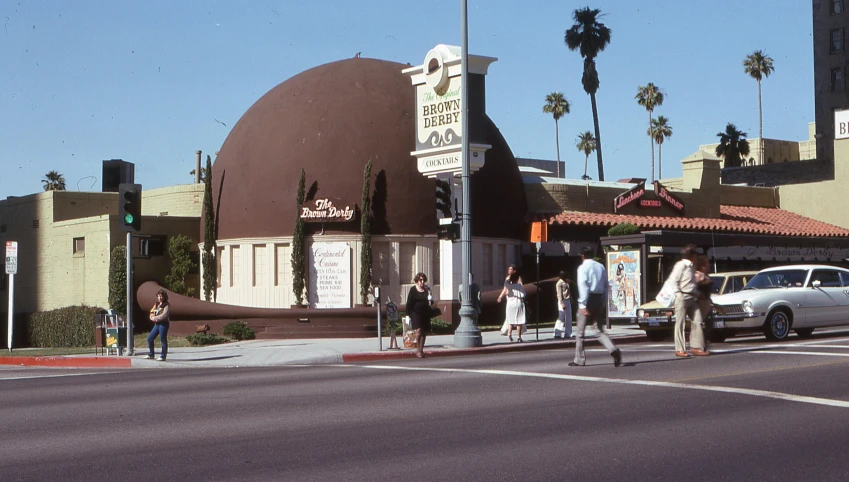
left=342, top=334, right=647, bottom=363
left=0, top=356, right=132, bottom=368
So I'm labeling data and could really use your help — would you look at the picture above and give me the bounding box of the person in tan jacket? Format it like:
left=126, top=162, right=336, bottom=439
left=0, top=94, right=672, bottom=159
left=667, top=245, right=707, bottom=357
left=146, top=289, right=171, bottom=361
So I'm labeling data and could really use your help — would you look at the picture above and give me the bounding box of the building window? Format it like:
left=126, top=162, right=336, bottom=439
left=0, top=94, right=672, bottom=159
left=138, top=235, right=166, bottom=258
left=481, top=243, right=493, bottom=285
left=73, top=237, right=85, bottom=255
left=399, top=242, right=416, bottom=285
left=832, top=67, right=845, bottom=92
left=216, top=247, right=224, bottom=288
left=831, top=0, right=843, bottom=14
left=253, top=245, right=267, bottom=287
left=274, top=243, right=291, bottom=286
left=831, top=28, right=844, bottom=53
left=32, top=219, right=39, bottom=229
left=230, top=246, right=241, bottom=287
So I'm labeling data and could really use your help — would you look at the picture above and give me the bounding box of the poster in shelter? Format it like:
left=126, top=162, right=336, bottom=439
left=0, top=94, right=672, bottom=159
left=607, top=250, right=640, bottom=318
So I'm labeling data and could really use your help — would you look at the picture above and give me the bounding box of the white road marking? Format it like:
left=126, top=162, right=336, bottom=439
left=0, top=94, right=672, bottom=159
left=360, top=365, right=849, bottom=409
left=751, top=351, right=849, bottom=357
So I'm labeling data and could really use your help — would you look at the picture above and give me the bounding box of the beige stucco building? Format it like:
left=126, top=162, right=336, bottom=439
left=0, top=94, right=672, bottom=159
left=0, top=184, right=203, bottom=317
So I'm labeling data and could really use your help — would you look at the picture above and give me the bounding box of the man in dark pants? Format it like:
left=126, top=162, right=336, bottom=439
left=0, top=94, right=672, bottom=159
left=569, top=246, right=622, bottom=367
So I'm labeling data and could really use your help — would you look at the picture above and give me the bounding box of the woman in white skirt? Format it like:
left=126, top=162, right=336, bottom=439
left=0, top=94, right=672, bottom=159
left=497, top=265, right=527, bottom=342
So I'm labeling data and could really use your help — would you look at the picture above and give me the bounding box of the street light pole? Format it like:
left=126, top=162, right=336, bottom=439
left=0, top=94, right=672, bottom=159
left=454, top=0, right=482, bottom=348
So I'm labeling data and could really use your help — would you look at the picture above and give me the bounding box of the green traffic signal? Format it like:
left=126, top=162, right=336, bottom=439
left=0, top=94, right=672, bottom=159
left=124, top=213, right=134, bottom=224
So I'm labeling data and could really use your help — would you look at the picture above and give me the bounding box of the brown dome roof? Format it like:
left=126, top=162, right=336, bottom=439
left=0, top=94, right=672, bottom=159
left=210, top=57, right=526, bottom=240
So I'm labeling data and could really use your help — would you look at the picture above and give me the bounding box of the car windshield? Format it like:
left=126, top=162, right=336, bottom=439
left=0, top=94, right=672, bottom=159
left=710, top=276, right=725, bottom=294
left=744, top=269, right=808, bottom=290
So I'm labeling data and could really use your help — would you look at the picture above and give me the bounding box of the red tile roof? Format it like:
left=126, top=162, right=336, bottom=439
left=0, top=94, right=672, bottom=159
left=531, top=205, right=849, bottom=238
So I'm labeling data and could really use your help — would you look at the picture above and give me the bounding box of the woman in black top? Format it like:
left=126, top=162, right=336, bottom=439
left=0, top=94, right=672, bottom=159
left=406, top=272, right=433, bottom=358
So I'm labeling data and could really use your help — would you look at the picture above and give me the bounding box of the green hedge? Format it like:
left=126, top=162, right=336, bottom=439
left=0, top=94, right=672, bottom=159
left=28, top=306, right=102, bottom=347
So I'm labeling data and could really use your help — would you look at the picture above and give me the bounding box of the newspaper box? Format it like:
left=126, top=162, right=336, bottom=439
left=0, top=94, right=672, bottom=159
left=95, top=312, right=127, bottom=356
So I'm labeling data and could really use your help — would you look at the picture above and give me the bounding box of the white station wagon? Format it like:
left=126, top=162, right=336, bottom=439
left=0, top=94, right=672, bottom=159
left=711, top=265, right=849, bottom=341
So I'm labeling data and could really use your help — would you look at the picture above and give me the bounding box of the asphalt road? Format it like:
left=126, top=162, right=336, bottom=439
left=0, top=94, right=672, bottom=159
left=3, top=330, right=849, bottom=481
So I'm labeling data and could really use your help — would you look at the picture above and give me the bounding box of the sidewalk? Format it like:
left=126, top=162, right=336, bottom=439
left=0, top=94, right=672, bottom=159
left=0, top=324, right=647, bottom=369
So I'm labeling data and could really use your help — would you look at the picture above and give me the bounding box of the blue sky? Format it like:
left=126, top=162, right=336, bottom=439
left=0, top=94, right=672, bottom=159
left=1, top=0, right=814, bottom=197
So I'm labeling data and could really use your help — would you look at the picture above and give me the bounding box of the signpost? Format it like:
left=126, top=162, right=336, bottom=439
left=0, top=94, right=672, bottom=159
left=6, top=241, right=18, bottom=352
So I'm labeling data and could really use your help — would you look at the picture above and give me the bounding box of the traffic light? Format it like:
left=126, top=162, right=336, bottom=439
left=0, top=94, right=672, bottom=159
left=437, top=217, right=460, bottom=242
left=435, top=179, right=452, bottom=219
left=118, top=183, right=142, bottom=232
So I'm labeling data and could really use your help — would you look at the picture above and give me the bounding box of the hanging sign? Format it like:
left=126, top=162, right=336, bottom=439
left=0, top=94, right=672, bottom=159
left=653, top=181, right=685, bottom=214
left=613, top=182, right=646, bottom=213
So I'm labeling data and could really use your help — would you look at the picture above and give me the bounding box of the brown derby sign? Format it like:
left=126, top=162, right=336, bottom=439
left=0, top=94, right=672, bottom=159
left=300, top=198, right=357, bottom=223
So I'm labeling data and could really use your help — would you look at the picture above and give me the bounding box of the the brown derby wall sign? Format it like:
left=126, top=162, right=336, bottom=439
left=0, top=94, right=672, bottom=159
left=299, top=197, right=357, bottom=223
left=613, top=182, right=645, bottom=213
left=653, top=181, right=685, bottom=214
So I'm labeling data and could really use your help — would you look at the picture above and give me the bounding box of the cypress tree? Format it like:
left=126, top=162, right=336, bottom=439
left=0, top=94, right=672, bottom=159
left=108, top=245, right=127, bottom=314
left=360, top=158, right=373, bottom=305
left=291, top=168, right=307, bottom=306
left=202, top=155, right=216, bottom=301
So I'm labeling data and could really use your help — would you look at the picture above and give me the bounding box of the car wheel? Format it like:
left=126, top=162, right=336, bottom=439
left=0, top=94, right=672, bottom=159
left=645, top=330, right=667, bottom=342
left=763, top=309, right=792, bottom=341
left=795, top=328, right=814, bottom=338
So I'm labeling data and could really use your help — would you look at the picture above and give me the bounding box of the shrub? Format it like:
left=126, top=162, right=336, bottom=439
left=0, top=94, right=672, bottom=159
left=165, top=234, right=196, bottom=297
left=28, top=306, right=102, bottom=347
left=222, top=321, right=256, bottom=341
left=185, top=333, right=229, bottom=346
left=607, top=223, right=640, bottom=236
left=430, top=317, right=453, bottom=334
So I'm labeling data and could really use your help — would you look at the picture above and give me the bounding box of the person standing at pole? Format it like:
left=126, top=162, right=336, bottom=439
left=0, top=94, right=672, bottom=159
left=146, top=289, right=171, bottom=361
left=569, top=247, right=621, bottom=367
left=666, top=244, right=707, bottom=357
left=554, top=271, right=573, bottom=339
left=406, top=272, right=434, bottom=358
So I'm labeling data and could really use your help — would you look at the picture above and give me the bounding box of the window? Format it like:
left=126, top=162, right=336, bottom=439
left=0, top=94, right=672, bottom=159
left=274, top=243, right=291, bottom=286
left=253, top=245, right=267, bottom=287
left=138, top=236, right=166, bottom=258
left=840, top=271, right=849, bottom=287
left=809, top=269, right=842, bottom=287
left=832, top=67, right=845, bottom=92
left=831, top=28, right=844, bottom=53
left=729, top=276, right=745, bottom=294
left=481, top=243, right=493, bottom=285
left=831, top=0, right=844, bottom=14
left=230, top=246, right=241, bottom=287
left=73, top=237, right=85, bottom=255
left=32, top=219, right=39, bottom=229
left=399, top=242, right=416, bottom=285
left=216, top=247, right=224, bottom=287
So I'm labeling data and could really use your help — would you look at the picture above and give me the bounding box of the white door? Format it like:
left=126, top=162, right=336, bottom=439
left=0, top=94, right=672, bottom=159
left=805, top=269, right=843, bottom=326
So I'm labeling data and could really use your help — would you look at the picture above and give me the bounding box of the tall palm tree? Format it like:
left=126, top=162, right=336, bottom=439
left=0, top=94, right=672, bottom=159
left=42, top=170, right=66, bottom=191
left=576, top=131, right=597, bottom=180
left=565, top=7, right=611, bottom=182
left=542, top=92, right=571, bottom=178
left=743, top=50, right=775, bottom=162
left=715, top=123, right=750, bottom=168
left=636, top=83, right=665, bottom=182
left=649, top=116, right=673, bottom=179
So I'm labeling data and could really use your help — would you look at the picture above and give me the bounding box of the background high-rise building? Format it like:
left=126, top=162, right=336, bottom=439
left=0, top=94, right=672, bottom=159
left=813, top=0, right=849, bottom=162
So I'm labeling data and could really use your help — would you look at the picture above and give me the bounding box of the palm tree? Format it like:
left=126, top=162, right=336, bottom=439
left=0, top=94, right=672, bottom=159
left=542, top=92, right=571, bottom=178
left=715, top=123, right=750, bottom=168
left=636, top=83, right=665, bottom=182
left=576, top=131, right=597, bottom=180
left=743, top=50, right=775, bottom=162
left=649, top=116, right=673, bottom=179
left=42, top=170, right=66, bottom=191
left=565, top=7, right=611, bottom=182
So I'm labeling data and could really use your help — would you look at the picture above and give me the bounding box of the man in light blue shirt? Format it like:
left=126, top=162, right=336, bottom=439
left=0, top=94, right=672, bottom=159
left=569, top=247, right=622, bottom=367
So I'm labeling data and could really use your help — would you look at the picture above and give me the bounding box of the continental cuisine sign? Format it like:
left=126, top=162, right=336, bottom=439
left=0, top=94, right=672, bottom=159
left=299, top=198, right=357, bottom=223
left=613, top=181, right=685, bottom=214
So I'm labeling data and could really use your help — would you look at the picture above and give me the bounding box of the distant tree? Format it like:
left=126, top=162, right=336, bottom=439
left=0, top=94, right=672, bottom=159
left=360, top=159, right=373, bottom=305
left=202, top=155, right=216, bottom=302
left=576, top=131, right=597, bottom=180
left=108, top=245, right=127, bottom=315
left=649, top=116, right=673, bottom=179
left=291, top=169, right=307, bottom=306
left=565, top=7, right=611, bottom=181
left=636, top=83, right=665, bottom=182
left=42, top=170, right=66, bottom=191
left=165, top=234, right=196, bottom=297
left=542, top=92, right=571, bottom=178
left=743, top=50, right=775, bottom=162
left=189, top=167, right=209, bottom=183
left=715, top=123, right=751, bottom=168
